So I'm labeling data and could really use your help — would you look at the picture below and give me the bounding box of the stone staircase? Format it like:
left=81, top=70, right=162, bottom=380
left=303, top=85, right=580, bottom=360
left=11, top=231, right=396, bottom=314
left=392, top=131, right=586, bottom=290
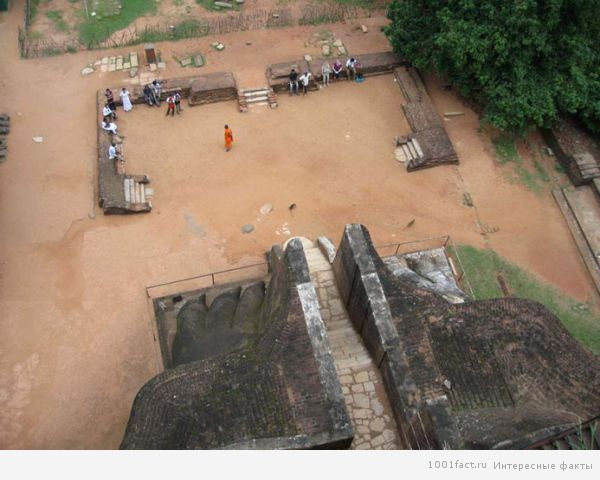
left=124, top=176, right=153, bottom=208
left=302, top=240, right=403, bottom=449
left=394, top=136, right=424, bottom=165
left=238, top=87, right=278, bottom=112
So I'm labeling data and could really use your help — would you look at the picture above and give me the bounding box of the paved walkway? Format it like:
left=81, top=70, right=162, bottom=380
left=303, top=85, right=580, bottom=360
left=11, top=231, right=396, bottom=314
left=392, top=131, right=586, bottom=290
left=303, top=244, right=403, bottom=450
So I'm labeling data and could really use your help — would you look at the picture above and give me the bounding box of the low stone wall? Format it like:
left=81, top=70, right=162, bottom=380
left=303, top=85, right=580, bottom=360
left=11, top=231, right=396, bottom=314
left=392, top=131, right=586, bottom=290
left=394, top=67, right=459, bottom=171
left=268, top=52, right=404, bottom=91
left=267, top=59, right=312, bottom=93
left=542, top=119, right=600, bottom=186
left=189, top=71, right=237, bottom=106
left=121, top=239, right=352, bottom=449
left=96, top=90, right=151, bottom=214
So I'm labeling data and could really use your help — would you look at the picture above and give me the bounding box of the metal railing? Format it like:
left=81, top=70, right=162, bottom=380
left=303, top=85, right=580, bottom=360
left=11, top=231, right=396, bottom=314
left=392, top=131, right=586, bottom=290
left=144, top=234, right=475, bottom=300
left=145, top=261, right=269, bottom=299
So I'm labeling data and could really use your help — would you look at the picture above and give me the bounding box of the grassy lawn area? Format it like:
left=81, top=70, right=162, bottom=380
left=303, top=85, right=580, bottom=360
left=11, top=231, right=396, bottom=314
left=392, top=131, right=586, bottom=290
left=79, top=0, right=156, bottom=47
left=453, top=244, right=600, bottom=354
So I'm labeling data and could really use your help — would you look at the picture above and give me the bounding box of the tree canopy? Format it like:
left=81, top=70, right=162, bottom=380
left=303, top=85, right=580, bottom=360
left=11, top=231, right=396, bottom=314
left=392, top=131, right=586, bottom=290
left=385, top=0, right=600, bottom=134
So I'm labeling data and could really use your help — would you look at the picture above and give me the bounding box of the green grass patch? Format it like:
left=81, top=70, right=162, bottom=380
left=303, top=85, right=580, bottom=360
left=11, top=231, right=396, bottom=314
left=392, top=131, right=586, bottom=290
left=452, top=244, right=600, bottom=353
left=78, top=0, right=156, bottom=47
left=493, top=136, right=552, bottom=193
left=29, top=0, right=42, bottom=21
left=493, top=135, right=520, bottom=165
left=45, top=10, right=62, bottom=21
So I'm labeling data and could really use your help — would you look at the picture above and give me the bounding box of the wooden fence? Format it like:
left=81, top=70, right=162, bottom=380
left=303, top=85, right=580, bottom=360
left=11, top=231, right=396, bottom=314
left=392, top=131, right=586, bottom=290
left=18, top=2, right=390, bottom=59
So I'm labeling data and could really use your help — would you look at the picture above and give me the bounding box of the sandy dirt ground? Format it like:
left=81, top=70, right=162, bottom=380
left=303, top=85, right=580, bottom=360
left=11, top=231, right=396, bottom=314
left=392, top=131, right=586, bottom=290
left=0, top=2, right=597, bottom=449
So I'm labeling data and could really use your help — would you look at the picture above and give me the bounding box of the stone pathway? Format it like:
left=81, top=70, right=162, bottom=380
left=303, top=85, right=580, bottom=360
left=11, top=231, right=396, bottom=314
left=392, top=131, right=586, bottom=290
left=304, top=244, right=403, bottom=450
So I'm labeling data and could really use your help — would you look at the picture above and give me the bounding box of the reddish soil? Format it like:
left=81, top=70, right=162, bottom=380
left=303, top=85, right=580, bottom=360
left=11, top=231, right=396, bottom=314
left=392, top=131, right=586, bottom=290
left=0, top=4, right=596, bottom=449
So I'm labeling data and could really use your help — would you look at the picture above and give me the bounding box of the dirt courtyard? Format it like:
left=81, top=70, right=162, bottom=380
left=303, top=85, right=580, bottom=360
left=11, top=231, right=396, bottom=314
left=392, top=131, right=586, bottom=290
left=0, top=3, right=597, bottom=449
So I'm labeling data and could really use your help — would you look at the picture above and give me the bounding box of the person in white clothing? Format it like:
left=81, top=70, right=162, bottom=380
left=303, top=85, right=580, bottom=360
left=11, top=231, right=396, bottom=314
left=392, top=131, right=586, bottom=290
left=101, top=120, right=118, bottom=135
left=299, top=71, right=312, bottom=95
left=120, top=87, right=133, bottom=112
left=108, top=142, right=123, bottom=163
left=103, top=103, right=117, bottom=120
left=346, top=57, right=357, bottom=81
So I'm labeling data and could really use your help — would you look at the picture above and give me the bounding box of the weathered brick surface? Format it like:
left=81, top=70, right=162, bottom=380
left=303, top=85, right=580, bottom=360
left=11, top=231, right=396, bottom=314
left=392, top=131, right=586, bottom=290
left=188, top=72, right=237, bottom=106
left=334, top=224, right=600, bottom=449
left=268, top=52, right=403, bottom=91
left=309, top=51, right=405, bottom=82
left=394, top=67, right=459, bottom=171
left=121, top=239, right=352, bottom=449
left=267, top=59, right=311, bottom=93
left=96, top=90, right=150, bottom=214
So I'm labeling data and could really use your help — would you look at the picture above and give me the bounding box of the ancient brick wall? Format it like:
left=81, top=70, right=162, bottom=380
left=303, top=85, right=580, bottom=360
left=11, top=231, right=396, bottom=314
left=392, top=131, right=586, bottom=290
left=394, top=67, right=459, bottom=171
left=332, top=224, right=461, bottom=449
left=121, top=239, right=352, bottom=449
left=333, top=223, right=600, bottom=449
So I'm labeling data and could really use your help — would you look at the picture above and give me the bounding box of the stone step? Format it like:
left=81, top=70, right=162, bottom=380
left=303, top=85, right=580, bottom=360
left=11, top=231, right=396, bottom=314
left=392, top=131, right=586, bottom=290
left=129, top=180, right=136, bottom=204
left=124, top=178, right=131, bottom=203
left=246, top=95, right=269, bottom=103
left=134, top=181, right=141, bottom=204
left=244, top=89, right=269, bottom=98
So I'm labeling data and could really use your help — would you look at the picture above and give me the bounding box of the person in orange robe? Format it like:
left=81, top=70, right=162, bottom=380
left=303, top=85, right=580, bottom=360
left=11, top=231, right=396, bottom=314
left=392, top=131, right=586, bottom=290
left=224, top=124, right=233, bottom=152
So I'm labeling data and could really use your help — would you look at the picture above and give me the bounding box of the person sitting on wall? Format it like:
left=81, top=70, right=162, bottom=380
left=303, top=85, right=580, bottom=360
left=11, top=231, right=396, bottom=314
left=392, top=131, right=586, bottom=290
left=103, top=102, right=117, bottom=120
left=151, top=80, right=162, bottom=106
left=143, top=84, right=154, bottom=106
left=289, top=69, right=299, bottom=96
left=108, top=142, right=123, bottom=164
left=101, top=119, right=118, bottom=135
left=332, top=59, right=343, bottom=81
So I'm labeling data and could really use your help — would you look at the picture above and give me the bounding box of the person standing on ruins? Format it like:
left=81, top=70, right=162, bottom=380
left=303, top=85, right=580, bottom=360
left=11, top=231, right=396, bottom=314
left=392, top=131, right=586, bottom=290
left=174, top=92, right=182, bottom=114
left=120, top=87, right=133, bottom=112
left=289, top=69, right=299, bottom=96
left=165, top=95, right=175, bottom=117
left=321, top=62, right=331, bottom=87
left=105, top=88, right=117, bottom=112
left=332, top=59, right=343, bottom=81
left=224, top=125, right=234, bottom=152
left=299, top=71, right=312, bottom=95
left=346, top=57, right=357, bottom=81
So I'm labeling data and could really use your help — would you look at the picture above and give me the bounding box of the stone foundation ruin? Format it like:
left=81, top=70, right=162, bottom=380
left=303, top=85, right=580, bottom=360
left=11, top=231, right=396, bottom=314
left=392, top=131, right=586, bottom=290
left=96, top=71, right=237, bottom=214
left=121, top=238, right=352, bottom=449
left=333, top=224, right=600, bottom=449
left=394, top=67, right=459, bottom=171
left=98, top=51, right=461, bottom=215
left=122, top=224, right=599, bottom=449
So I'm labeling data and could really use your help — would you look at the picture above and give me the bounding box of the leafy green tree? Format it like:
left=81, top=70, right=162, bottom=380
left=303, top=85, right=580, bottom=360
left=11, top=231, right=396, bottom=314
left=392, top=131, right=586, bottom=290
left=385, top=0, right=600, bottom=134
